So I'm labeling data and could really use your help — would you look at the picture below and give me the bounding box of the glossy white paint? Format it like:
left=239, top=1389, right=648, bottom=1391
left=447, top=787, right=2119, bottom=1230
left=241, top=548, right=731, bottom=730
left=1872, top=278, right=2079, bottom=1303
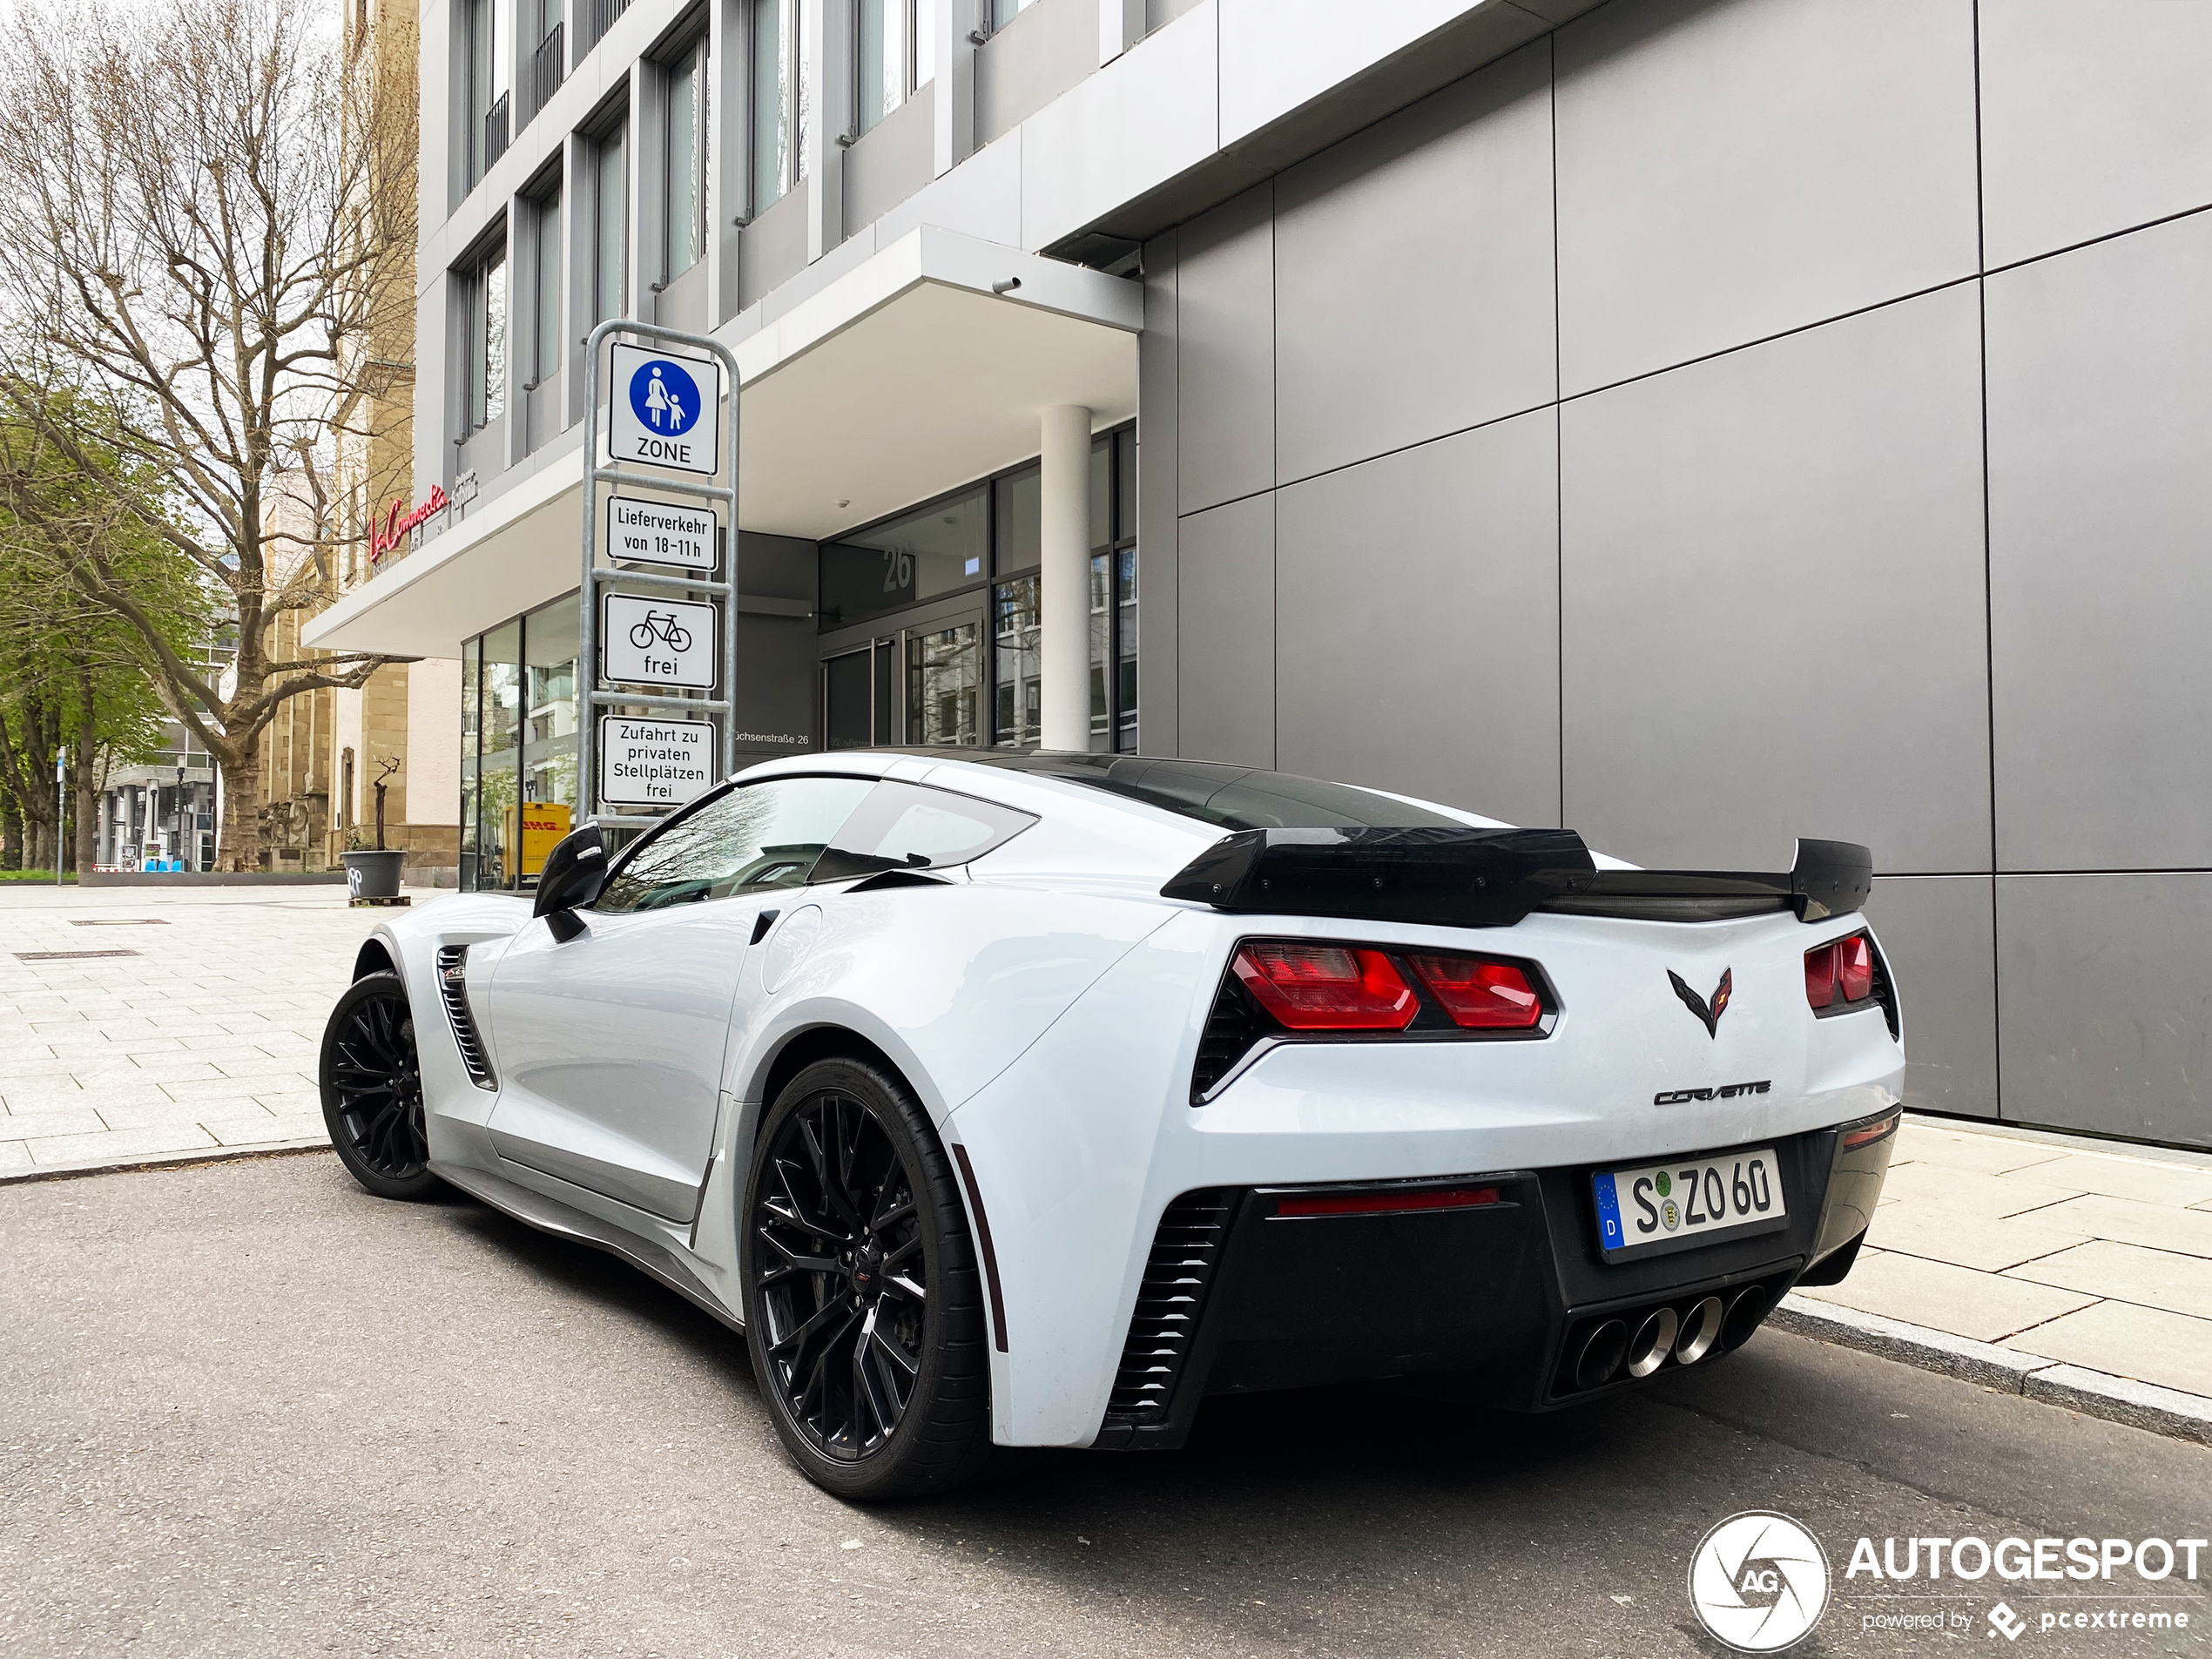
left=365, top=752, right=1904, bottom=1449
left=479, top=899, right=759, bottom=1219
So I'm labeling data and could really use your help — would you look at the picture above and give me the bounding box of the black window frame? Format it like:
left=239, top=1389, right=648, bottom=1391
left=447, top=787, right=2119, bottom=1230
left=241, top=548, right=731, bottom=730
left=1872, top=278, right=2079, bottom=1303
left=816, top=421, right=1137, bottom=756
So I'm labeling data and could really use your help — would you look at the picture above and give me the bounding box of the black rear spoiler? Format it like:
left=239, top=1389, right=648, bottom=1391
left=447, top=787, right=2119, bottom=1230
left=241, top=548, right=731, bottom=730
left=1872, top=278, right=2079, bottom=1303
left=1159, top=828, right=1872, bottom=928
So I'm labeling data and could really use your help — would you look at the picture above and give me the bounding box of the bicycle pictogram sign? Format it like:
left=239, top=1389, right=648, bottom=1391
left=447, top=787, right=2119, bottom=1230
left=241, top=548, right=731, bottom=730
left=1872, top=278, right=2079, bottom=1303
left=601, top=591, right=716, bottom=691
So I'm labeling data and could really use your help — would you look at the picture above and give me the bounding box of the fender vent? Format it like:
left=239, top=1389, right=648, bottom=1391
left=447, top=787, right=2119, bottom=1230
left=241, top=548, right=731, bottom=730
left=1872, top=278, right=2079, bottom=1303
left=436, top=945, right=496, bottom=1090
left=1104, top=1189, right=1237, bottom=1426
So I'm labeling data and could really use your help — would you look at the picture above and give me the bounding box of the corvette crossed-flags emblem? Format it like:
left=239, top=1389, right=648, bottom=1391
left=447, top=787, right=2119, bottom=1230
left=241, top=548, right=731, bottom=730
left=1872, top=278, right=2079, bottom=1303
left=1669, top=968, right=1733, bottom=1038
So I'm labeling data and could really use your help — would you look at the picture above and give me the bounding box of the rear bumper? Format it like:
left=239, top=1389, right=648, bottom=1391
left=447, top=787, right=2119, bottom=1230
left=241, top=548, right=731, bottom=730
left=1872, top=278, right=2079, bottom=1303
left=1090, top=1108, right=1897, bottom=1450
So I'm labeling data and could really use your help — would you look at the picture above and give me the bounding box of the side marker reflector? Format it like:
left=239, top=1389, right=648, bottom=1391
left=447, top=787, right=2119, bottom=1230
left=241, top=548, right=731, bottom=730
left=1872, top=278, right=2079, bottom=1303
left=1275, top=1186, right=1501, bottom=1219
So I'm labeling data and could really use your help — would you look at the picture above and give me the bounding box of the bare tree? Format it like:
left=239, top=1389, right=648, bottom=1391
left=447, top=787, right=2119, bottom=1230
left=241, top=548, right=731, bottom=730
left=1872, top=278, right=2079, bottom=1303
left=0, top=0, right=418, bottom=869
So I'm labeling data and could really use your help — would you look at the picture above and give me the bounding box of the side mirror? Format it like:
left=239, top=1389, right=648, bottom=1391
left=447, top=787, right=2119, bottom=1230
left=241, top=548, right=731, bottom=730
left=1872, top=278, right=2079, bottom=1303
left=533, top=822, right=610, bottom=940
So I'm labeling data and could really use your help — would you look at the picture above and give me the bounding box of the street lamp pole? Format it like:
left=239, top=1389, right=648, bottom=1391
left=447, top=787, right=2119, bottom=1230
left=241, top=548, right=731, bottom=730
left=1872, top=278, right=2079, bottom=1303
left=54, top=747, right=64, bottom=887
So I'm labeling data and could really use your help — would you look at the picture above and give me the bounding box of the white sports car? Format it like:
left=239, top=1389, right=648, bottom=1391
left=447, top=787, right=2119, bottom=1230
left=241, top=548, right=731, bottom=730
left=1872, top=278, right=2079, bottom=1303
left=320, top=751, right=1902, bottom=1500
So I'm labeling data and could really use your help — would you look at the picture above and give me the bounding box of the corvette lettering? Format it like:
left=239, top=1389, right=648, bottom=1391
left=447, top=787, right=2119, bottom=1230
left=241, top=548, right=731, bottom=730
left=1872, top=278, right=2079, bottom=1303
left=1655, top=1080, right=1772, bottom=1106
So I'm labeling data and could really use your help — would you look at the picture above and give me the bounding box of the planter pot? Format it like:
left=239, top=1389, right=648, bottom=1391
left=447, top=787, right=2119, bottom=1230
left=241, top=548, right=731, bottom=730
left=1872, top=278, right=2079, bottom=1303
left=342, top=849, right=406, bottom=900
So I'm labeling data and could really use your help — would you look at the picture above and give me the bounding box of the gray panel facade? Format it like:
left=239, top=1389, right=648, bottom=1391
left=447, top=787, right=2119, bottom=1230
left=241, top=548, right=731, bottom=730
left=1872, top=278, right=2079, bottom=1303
left=1172, top=185, right=1275, bottom=516
left=1552, top=0, right=1979, bottom=395
left=1560, top=284, right=1992, bottom=875
left=1275, top=410, right=1561, bottom=826
left=1998, top=874, right=2212, bottom=1146
left=1271, top=41, right=1556, bottom=487
left=1863, top=877, right=1999, bottom=1122
left=1140, top=0, right=2212, bottom=1148
left=1978, top=0, right=2212, bottom=269
left=1985, top=209, right=2212, bottom=873
left=1175, top=493, right=1275, bottom=767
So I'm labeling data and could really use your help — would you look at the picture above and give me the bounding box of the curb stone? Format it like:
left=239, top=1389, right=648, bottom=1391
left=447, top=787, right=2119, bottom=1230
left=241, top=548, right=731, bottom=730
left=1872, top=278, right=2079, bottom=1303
left=1771, top=1294, right=2212, bottom=1448
left=0, top=1137, right=332, bottom=1187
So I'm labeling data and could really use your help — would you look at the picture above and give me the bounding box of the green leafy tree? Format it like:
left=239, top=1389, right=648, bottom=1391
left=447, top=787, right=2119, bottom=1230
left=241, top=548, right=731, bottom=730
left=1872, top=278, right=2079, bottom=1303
left=0, top=406, right=206, bottom=873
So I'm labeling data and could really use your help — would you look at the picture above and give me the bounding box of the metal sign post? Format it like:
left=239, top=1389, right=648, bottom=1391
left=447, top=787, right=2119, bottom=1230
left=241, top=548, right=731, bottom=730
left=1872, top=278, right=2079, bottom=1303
left=577, top=320, right=742, bottom=831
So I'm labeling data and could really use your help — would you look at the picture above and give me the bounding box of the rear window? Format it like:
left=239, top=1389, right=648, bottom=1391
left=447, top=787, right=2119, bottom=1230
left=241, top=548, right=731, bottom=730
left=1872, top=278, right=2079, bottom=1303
left=1030, top=758, right=1464, bottom=831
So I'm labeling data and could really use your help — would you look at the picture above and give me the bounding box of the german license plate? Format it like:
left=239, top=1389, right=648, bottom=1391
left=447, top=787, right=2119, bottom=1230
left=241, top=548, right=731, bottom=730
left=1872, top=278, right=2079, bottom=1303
left=1592, top=1147, right=1784, bottom=1257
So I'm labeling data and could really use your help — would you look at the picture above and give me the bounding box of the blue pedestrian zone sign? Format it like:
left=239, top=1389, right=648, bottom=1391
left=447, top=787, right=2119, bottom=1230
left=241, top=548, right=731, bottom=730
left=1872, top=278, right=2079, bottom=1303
left=606, top=342, right=722, bottom=476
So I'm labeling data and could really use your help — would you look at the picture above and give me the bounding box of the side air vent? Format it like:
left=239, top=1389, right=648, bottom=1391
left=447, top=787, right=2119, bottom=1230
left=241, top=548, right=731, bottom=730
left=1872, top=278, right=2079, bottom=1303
left=436, top=946, right=496, bottom=1090
left=1190, top=975, right=1268, bottom=1103
left=1103, top=1189, right=1238, bottom=1426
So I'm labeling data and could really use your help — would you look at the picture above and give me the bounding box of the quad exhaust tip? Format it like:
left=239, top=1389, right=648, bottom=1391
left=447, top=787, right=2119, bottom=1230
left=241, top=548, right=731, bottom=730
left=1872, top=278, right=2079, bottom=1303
left=1625, top=1305, right=1679, bottom=1379
left=1574, top=1319, right=1630, bottom=1392
left=1674, top=1296, right=1725, bottom=1366
left=1722, top=1284, right=1772, bottom=1350
left=1558, top=1274, right=1786, bottom=1395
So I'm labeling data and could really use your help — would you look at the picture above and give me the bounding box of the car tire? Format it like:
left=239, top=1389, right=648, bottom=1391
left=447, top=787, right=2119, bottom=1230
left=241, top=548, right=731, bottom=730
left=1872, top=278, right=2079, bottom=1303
left=319, top=970, right=441, bottom=1202
left=741, top=1056, right=997, bottom=1501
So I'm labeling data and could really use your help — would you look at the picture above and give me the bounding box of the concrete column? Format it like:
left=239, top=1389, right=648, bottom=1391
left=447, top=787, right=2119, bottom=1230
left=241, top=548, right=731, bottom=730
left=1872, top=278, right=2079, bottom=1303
left=1039, top=404, right=1092, bottom=752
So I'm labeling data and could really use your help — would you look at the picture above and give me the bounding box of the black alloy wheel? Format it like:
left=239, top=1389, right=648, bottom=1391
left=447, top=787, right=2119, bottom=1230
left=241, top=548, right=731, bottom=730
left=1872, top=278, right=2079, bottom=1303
left=319, top=970, right=440, bottom=1201
left=742, top=1057, right=997, bottom=1500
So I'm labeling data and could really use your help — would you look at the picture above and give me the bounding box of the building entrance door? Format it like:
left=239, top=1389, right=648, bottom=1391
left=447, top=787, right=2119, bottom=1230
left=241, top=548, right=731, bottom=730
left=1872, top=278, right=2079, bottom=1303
left=823, top=637, right=898, bottom=749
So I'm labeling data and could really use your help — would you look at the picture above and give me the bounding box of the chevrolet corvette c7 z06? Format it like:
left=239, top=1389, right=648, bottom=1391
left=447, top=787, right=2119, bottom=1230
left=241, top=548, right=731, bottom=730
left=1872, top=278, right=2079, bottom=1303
left=319, top=750, right=1901, bottom=1500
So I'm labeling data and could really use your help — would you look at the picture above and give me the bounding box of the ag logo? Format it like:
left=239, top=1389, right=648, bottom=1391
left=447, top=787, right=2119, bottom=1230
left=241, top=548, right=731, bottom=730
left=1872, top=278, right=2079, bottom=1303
left=1688, top=1511, right=1830, bottom=1652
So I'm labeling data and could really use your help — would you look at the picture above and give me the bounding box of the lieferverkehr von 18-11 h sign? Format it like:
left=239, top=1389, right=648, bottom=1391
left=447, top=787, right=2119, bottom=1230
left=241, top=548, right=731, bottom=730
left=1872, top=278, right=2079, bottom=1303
left=607, top=343, right=722, bottom=476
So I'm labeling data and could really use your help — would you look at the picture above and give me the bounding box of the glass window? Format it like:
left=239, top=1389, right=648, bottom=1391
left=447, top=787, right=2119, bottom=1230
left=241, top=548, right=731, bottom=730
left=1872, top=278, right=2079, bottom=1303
left=460, top=636, right=482, bottom=887
left=478, top=619, right=522, bottom=888
left=813, top=780, right=1035, bottom=880
left=522, top=594, right=578, bottom=814
left=593, top=127, right=626, bottom=326
left=664, top=42, right=705, bottom=279
left=991, top=0, right=1033, bottom=26
left=531, top=189, right=562, bottom=384
left=993, top=466, right=1039, bottom=574
left=1089, top=550, right=1110, bottom=750
left=858, top=0, right=901, bottom=133
left=993, top=575, right=1038, bottom=747
left=1116, top=546, right=1137, bottom=749
left=752, top=0, right=797, bottom=212
left=595, top=775, right=877, bottom=913
left=820, top=486, right=986, bottom=631
left=858, top=0, right=930, bottom=132
left=907, top=624, right=980, bottom=746
left=468, top=0, right=509, bottom=181
left=464, top=245, right=508, bottom=432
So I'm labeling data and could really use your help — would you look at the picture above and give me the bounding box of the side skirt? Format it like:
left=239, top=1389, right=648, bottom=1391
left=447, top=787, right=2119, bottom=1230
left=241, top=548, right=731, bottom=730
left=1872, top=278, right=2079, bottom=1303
left=435, top=1160, right=746, bottom=1336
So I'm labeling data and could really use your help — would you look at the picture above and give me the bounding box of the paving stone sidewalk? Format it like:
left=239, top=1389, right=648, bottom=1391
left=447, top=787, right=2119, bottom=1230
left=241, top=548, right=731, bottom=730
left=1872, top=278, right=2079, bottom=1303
left=0, top=883, right=435, bottom=1176
left=1797, top=1116, right=2212, bottom=1404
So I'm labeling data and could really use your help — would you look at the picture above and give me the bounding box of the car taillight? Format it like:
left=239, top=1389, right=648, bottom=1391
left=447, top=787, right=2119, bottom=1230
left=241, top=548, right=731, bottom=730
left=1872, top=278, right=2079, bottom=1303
left=1838, top=1108, right=1900, bottom=1152
left=1804, top=944, right=1838, bottom=1008
left=1232, top=942, right=1418, bottom=1031
left=1807, top=933, right=1878, bottom=1011
left=1406, top=954, right=1543, bottom=1029
left=1836, top=934, right=1873, bottom=1002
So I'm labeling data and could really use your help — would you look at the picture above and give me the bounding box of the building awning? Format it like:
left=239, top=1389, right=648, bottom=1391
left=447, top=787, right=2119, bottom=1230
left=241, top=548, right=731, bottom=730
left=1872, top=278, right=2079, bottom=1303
left=304, top=226, right=1142, bottom=659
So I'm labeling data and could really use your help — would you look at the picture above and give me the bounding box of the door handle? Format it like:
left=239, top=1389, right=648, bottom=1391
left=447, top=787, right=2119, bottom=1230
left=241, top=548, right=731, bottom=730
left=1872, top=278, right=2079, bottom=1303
left=750, top=909, right=779, bottom=945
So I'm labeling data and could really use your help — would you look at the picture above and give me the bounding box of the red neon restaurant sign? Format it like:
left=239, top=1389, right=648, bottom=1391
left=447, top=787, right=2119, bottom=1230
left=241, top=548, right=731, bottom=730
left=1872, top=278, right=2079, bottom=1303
left=369, top=484, right=448, bottom=562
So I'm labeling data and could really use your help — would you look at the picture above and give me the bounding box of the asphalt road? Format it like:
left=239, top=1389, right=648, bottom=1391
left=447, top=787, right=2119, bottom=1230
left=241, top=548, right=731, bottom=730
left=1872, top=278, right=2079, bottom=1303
left=3, top=1155, right=2208, bottom=1659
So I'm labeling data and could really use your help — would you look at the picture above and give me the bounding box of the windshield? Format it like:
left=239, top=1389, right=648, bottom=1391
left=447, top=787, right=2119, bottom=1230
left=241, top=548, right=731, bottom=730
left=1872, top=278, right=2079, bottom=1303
left=1002, top=756, right=1467, bottom=831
